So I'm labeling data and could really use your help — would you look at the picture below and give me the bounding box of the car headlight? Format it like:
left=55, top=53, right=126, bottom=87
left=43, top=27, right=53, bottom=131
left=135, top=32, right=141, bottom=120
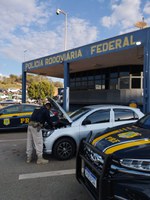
left=42, top=129, right=54, bottom=137
left=120, top=159, right=150, bottom=172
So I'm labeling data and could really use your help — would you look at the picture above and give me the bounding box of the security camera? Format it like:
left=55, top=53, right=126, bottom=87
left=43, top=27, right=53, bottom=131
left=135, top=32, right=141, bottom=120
left=56, top=9, right=61, bottom=15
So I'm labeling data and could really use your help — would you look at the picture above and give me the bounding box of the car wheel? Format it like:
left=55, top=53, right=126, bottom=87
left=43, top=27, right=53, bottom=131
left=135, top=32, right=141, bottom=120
left=53, top=138, right=76, bottom=160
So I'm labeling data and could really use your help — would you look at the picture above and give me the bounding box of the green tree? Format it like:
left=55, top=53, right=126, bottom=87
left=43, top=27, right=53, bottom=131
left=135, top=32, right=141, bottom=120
left=27, top=81, right=38, bottom=99
left=27, top=80, right=55, bottom=100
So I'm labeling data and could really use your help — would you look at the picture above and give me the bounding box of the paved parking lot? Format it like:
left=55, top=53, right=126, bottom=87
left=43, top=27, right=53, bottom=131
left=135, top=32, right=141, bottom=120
left=0, top=131, right=91, bottom=200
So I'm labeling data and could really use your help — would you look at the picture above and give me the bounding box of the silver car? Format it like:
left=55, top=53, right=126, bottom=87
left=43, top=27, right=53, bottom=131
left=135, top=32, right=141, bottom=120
left=43, top=99, right=144, bottom=160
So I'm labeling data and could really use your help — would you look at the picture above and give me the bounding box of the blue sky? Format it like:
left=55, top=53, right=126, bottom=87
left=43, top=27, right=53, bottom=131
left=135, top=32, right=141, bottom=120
left=0, top=0, right=150, bottom=79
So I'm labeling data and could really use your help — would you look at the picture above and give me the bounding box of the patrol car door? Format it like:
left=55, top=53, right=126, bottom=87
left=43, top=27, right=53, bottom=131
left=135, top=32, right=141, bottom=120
left=79, top=109, right=112, bottom=140
left=0, top=105, right=22, bottom=129
left=20, top=104, right=40, bottom=127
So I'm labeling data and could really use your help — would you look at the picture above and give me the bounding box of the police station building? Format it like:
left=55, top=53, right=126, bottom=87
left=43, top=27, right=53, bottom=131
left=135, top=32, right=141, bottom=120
left=22, top=27, right=150, bottom=113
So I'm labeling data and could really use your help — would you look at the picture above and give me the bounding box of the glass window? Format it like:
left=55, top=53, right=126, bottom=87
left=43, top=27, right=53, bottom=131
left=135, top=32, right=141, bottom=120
left=82, top=81, right=87, bottom=86
left=131, top=78, right=141, bottom=89
left=95, top=80, right=101, bottom=84
left=76, top=82, right=81, bottom=87
left=22, top=105, right=39, bottom=112
left=70, top=77, right=75, bottom=82
left=2, top=105, right=21, bottom=114
left=120, top=77, right=130, bottom=89
left=101, top=80, right=105, bottom=89
left=88, top=75, right=94, bottom=80
left=76, top=77, right=81, bottom=81
left=86, top=109, right=110, bottom=124
left=70, top=108, right=91, bottom=121
left=114, top=109, right=139, bottom=122
left=70, top=82, right=75, bottom=87
left=101, top=74, right=105, bottom=79
left=82, top=76, right=87, bottom=81
left=110, top=72, right=118, bottom=78
left=88, top=80, right=94, bottom=86
left=95, top=74, right=106, bottom=90
left=95, top=75, right=101, bottom=80
left=120, top=71, right=129, bottom=77
left=110, top=78, right=118, bottom=89
left=95, top=85, right=101, bottom=90
left=137, top=115, right=150, bottom=129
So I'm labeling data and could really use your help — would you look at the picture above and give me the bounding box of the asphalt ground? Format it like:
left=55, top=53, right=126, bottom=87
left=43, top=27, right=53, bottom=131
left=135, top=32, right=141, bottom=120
left=0, top=131, right=91, bottom=200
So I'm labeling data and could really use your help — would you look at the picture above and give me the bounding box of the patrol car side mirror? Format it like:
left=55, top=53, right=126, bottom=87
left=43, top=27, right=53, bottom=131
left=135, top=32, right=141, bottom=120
left=82, top=119, right=91, bottom=125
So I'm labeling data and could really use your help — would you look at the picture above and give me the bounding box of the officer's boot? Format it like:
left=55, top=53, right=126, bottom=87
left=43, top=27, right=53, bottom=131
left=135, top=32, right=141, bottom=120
left=37, top=155, right=49, bottom=164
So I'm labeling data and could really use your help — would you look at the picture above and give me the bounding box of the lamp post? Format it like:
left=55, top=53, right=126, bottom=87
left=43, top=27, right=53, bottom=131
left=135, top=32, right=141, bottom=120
left=56, top=8, right=67, bottom=51
left=23, top=49, right=28, bottom=62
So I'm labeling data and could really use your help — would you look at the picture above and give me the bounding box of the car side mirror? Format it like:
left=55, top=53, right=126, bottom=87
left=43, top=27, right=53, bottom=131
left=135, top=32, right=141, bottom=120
left=82, top=119, right=91, bottom=125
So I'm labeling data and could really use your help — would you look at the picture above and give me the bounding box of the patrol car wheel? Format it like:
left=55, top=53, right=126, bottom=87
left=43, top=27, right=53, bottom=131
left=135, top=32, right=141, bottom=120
left=53, top=138, right=76, bottom=160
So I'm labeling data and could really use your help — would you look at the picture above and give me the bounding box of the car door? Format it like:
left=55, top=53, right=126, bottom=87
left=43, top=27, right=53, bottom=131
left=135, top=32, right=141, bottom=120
left=0, top=105, right=22, bottom=129
left=19, top=105, right=40, bottom=128
left=79, top=109, right=112, bottom=140
left=112, top=108, right=140, bottom=127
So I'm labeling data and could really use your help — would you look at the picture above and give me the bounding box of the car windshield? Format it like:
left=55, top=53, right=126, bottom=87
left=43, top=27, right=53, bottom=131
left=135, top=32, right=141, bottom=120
left=69, top=107, right=91, bottom=122
left=136, top=114, right=150, bottom=129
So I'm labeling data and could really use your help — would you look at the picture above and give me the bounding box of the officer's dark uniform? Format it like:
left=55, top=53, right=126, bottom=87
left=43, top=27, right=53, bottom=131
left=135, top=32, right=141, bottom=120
left=30, top=105, right=53, bottom=129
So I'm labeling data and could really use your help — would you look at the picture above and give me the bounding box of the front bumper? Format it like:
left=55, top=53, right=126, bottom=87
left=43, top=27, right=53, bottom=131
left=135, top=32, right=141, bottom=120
left=76, top=140, right=150, bottom=200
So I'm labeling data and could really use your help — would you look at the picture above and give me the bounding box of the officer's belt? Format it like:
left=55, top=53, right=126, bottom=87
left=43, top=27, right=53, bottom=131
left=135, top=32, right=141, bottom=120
left=29, top=121, right=43, bottom=128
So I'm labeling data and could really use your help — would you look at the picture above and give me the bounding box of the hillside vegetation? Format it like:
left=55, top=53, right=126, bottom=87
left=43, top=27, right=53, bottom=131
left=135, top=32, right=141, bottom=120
left=0, top=74, right=63, bottom=101
left=0, top=74, right=63, bottom=90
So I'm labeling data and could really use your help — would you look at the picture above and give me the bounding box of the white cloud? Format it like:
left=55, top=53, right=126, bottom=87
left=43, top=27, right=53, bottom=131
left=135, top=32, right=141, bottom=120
left=119, top=27, right=137, bottom=35
left=0, top=16, right=98, bottom=63
left=67, top=18, right=98, bottom=49
left=143, top=1, right=150, bottom=15
left=0, top=0, right=59, bottom=62
left=0, top=0, right=50, bottom=40
left=1, top=30, right=63, bottom=62
left=101, top=0, right=143, bottom=29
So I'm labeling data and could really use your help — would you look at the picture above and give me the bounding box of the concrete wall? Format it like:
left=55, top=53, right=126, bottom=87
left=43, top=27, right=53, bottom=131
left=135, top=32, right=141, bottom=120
left=70, top=89, right=143, bottom=105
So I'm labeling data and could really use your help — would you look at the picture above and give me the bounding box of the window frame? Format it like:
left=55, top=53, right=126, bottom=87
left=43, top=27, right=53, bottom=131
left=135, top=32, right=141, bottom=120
left=85, top=109, right=111, bottom=124
left=113, top=108, right=139, bottom=122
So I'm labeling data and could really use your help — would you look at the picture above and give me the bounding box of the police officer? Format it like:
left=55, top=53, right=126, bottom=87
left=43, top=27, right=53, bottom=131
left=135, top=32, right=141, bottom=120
left=26, top=102, right=53, bottom=164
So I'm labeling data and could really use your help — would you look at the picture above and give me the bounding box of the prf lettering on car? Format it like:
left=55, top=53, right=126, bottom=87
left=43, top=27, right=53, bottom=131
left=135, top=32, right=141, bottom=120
left=106, top=136, right=120, bottom=143
left=20, top=118, right=30, bottom=124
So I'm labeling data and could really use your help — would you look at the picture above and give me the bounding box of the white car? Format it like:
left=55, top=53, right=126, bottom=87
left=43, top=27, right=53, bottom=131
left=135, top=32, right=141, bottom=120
left=43, top=99, right=144, bottom=160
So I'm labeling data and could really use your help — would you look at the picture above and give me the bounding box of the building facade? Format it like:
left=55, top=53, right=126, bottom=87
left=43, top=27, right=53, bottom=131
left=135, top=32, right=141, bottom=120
left=22, top=28, right=150, bottom=113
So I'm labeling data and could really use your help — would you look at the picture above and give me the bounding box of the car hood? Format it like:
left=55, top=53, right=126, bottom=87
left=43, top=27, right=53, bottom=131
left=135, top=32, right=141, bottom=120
left=49, top=98, right=72, bottom=124
left=91, top=123, right=150, bottom=157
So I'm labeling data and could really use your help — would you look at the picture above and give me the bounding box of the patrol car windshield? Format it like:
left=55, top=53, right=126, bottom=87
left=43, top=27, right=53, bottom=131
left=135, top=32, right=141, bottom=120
left=69, top=108, right=91, bottom=122
left=136, top=114, right=150, bottom=129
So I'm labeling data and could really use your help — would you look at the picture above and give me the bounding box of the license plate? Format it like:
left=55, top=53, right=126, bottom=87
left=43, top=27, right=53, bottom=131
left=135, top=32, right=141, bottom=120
left=84, top=167, right=97, bottom=188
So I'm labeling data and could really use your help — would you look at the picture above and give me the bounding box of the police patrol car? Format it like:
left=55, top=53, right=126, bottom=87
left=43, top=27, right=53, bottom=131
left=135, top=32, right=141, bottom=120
left=0, top=103, right=40, bottom=130
left=76, top=113, right=150, bottom=200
